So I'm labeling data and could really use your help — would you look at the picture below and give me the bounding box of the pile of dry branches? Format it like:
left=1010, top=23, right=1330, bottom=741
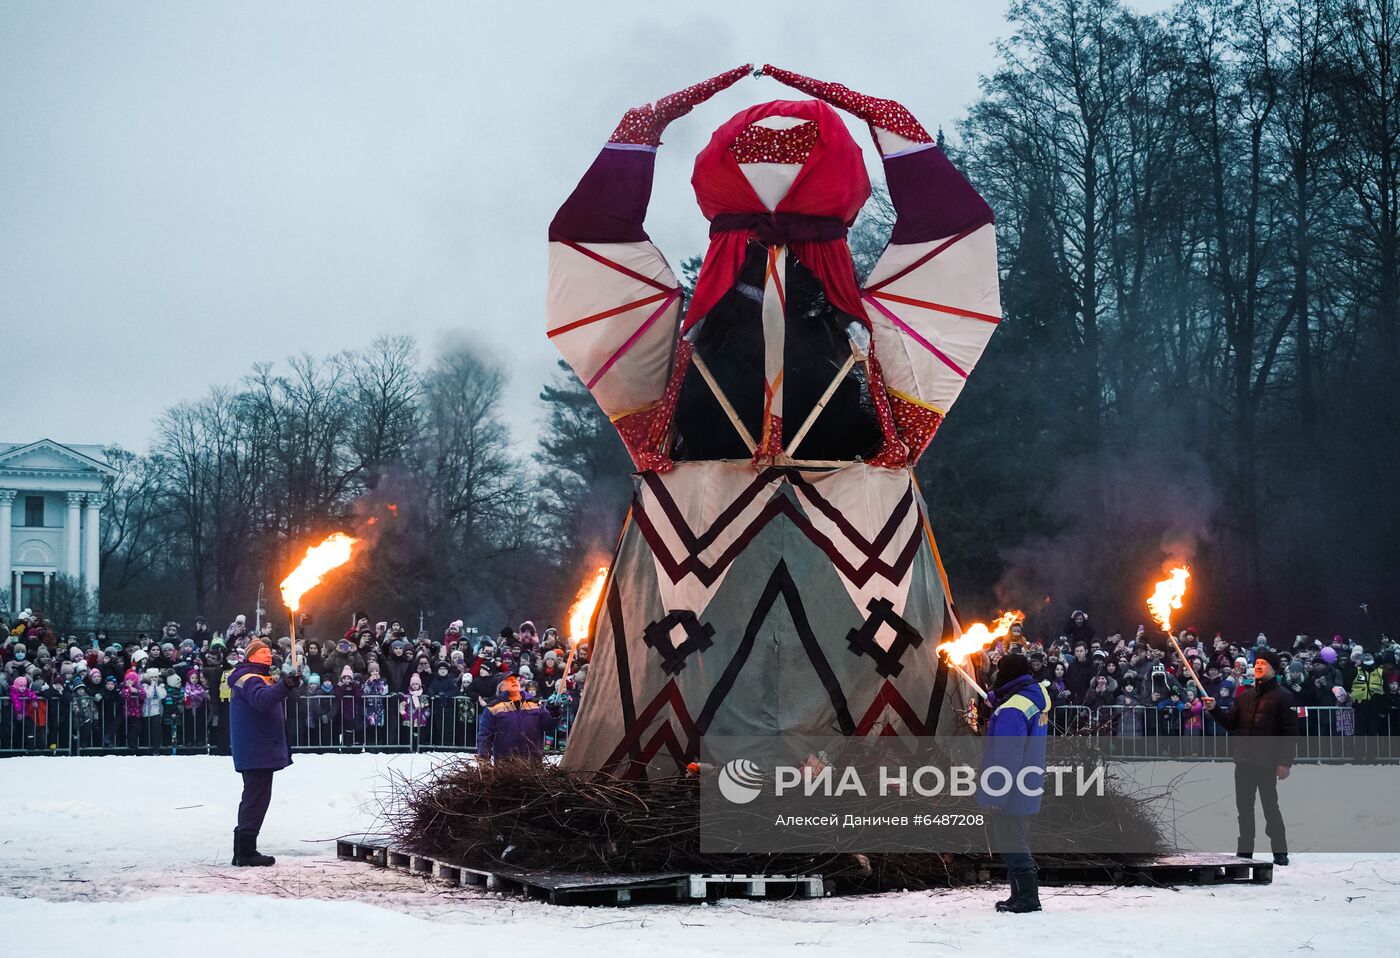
left=386, top=754, right=1169, bottom=891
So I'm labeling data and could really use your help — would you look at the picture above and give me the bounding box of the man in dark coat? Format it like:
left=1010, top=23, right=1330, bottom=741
left=382, top=639, right=414, bottom=694
left=227, top=638, right=302, bottom=867
left=1063, top=643, right=1096, bottom=704
left=1203, top=648, right=1299, bottom=865
left=477, top=674, right=558, bottom=762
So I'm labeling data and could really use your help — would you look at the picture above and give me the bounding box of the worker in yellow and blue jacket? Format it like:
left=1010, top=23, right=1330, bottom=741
left=977, top=651, right=1049, bottom=913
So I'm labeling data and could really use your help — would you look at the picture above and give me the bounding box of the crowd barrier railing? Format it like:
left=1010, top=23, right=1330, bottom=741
left=0, top=693, right=578, bottom=756
left=2, top=694, right=1390, bottom=761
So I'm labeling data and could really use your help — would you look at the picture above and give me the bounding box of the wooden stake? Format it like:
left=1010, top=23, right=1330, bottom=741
left=783, top=350, right=857, bottom=457
left=690, top=352, right=757, bottom=453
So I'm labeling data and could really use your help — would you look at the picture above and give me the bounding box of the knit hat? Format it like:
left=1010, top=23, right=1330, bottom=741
left=995, top=652, right=1032, bottom=688
left=1255, top=648, right=1283, bottom=674
left=246, top=639, right=273, bottom=667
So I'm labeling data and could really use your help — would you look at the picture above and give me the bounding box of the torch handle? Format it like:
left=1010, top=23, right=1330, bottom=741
left=941, top=652, right=988, bottom=700
left=289, top=615, right=300, bottom=671
left=1168, top=633, right=1207, bottom=696
left=558, top=643, right=579, bottom=694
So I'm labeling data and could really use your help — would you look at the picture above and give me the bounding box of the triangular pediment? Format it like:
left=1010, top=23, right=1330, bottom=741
left=0, top=440, right=114, bottom=476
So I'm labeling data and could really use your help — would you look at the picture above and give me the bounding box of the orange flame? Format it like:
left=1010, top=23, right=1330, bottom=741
left=567, top=565, right=608, bottom=642
left=1147, top=565, right=1190, bottom=634
left=937, top=610, right=1025, bottom=664
left=280, top=532, right=358, bottom=612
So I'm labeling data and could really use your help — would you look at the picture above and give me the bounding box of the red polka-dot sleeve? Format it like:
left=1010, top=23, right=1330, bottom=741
left=760, top=65, right=932, bottom=148
left=608, top=65, right=752, bottom=147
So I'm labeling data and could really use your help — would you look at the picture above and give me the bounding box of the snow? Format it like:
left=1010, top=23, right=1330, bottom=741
left=3, top=753, right=1397, bottom=957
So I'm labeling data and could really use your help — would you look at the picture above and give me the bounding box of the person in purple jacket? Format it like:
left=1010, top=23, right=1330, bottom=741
left=227, top=638, right=302, bottom=866
left=476, top=673, right=558, bottom=762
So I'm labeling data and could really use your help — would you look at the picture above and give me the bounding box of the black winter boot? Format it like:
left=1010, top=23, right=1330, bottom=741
left=996, top=871, right=1042, bottom=913
left=995, top=874, right=1018, bottom=910
left=233, top=829, right=275, bottom=867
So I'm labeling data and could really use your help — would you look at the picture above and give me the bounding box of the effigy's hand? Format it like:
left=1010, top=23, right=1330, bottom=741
left=761, top=64, right=932, bottom=146
left=609, top=65, right=752, bottom=146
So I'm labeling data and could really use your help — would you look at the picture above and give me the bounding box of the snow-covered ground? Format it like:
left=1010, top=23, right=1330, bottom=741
left=3, top=754, right=1396, bottom=957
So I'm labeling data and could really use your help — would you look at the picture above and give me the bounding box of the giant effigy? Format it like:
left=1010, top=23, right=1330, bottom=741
left=546, top=65, right=1004, bottom=777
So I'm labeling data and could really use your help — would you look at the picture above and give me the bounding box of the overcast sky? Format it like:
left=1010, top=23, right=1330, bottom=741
left=1, top=0, right=1171, bottom=453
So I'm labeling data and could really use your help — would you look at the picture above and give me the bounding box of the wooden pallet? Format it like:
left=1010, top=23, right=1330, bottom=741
left=334, top=834, right=828, bottom=905
left=975, top=853, right=1273, bottom=887
left=336, top=837, right=1269, bottom=903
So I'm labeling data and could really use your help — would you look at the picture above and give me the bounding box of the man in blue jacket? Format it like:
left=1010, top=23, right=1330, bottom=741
left=477, top=673, right=558, bottom=762
left=977, top=651, right=1049, bottom=913
left=227, top=638, right=302, bottom=866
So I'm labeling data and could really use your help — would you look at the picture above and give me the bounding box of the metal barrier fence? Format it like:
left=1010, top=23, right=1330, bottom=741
left=2, top=695, right=1392, bottom=760
left=0, top=693, right=578, bottom=757
left=1051, top=704, right=1398, bottom=762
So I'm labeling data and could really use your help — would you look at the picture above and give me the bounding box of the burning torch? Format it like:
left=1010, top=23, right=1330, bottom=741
left=559, top=565, right=608, bottom=695
left=1147, top=565, right=1206, bottom=695
left=935, top=610, right=1026, bottom=701
left=280, top=532, right=358, bottom=672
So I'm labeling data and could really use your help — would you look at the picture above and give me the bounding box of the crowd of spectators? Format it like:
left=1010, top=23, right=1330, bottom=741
left=1, top=607, right=584, bottom=754
left=971, top=610, right=1400, bottom=739
left=6, top=603, right=1400, bottom=755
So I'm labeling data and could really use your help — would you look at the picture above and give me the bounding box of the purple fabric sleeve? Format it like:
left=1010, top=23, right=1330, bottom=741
left=548, top=146, right=657, bottom=243
left=884, top=146, right=995, bottom=246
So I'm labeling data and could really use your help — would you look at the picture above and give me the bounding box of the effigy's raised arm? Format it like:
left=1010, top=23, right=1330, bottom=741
left=761, top=64, right=991, bottom=243
left=762, top=65, right=1000, bottom=464
left=547, top=67, right=750, bottom=471
left=549, top=66, right=751, bottom=242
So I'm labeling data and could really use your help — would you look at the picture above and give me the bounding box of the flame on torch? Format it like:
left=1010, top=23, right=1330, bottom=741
left=280, top=532, right=359, bottom=612
left=567, top=565, right=609, bottom=643
left=1146, top=565, right=1190, bottom=634
left=558, top=564, right=608, bottom=698
left=937, top=610, right=1025, bottom=665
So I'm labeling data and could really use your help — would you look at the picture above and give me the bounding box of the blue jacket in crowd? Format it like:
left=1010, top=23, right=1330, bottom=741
left=477, top=695, right=558, bottom=761
left=977, top=673, right=1050, bottom=816
left=228, top=662, right=293, bottom=773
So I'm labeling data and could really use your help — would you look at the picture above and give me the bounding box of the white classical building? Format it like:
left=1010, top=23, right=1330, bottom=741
left=0, top=440, right=114, bottom=614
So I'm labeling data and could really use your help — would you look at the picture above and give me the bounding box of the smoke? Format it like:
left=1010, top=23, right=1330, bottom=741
left=994, top=445, right=1221, bottom=638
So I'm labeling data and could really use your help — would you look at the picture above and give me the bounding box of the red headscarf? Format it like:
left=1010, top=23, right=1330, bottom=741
left=685, top=99, right=870, bottom=331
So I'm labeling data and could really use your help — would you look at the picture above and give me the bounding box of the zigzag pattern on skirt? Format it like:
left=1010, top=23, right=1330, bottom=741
left=631, top=467, right=924, bottom=589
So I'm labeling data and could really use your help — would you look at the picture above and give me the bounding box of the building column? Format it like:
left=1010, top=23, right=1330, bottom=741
left=64, top=492, right=83, bottom=581
left=0, top=489, right=13, bottom=612
left=83, top=493, right=104, bottom=604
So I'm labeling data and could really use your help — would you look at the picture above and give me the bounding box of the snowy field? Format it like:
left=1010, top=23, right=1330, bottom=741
left=2, top=754, right=1397, bottom=957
